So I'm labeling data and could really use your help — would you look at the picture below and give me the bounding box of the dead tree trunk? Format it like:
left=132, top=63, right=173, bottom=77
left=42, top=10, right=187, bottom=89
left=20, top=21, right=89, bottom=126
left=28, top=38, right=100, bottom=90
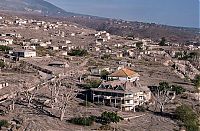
left=153, top=88, right=176, bottom=114
left=48, top=80, right=61, bottom=109
left=23, top=83, right=38, bottom=107
left=58, top=87, right=77, bottom=121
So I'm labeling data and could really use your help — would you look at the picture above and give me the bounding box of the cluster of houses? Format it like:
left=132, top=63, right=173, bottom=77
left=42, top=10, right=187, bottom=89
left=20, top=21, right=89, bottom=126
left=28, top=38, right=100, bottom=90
left=0, top=15, right=199, bottom=113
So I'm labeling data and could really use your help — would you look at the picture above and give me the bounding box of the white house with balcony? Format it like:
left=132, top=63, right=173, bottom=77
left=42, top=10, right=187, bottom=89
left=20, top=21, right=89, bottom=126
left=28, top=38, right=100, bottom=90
left=90, top=80, right=151, bottom=111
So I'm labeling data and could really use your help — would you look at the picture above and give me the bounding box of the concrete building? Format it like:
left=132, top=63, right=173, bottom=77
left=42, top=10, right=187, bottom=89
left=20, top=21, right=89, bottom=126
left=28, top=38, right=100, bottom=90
left=48, top=61, right=69, bottom=68
left=12, top=50, right=36, bottom=58
left=90, top=67, right=110, bottom=76
left=49, top=46, right=59, bottom=51
left=0, top=38, right=13, bottom=46
left=0, top=82, right=8, bottom=90
left=90, top=80, right=151, bottom=111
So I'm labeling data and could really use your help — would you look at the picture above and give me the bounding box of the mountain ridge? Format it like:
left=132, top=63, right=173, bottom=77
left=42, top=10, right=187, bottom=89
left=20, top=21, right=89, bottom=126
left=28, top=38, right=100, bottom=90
left=0, top=0, right=79, bottom=16
left=0, top=0, right=199, bottom=43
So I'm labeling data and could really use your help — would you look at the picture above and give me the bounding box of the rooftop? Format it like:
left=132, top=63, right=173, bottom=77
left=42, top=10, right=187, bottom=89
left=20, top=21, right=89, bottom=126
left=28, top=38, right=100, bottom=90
left=91, top=80, right=149, bottom=94
left=109, top=68, right=139, bottom=77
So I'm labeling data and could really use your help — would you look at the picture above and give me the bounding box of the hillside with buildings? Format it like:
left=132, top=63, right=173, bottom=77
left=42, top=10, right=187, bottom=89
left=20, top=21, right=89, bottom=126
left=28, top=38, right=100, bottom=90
left=0, top=0, right=199, bottom=44
left=0, top=6, right=199, bottom=131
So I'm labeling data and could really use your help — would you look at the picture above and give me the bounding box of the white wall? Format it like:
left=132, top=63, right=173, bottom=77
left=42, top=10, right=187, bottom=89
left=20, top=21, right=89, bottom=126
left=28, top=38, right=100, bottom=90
left=118, top=76, right=139, bottom=82
left=24, top=51, right=36, bottom=57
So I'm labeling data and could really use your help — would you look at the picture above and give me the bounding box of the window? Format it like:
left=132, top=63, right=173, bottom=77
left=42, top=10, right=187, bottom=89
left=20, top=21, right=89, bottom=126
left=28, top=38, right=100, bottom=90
left=139, top=96, right=143, bottom=100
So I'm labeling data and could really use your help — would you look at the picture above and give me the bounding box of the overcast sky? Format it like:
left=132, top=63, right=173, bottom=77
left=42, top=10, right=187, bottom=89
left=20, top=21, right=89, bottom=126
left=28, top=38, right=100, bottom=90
left=46, top=0, right=199, bottom=28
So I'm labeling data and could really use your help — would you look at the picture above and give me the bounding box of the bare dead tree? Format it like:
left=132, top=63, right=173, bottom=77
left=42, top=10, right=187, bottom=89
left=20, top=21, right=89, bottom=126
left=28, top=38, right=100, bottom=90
left=22, top=83, right=38, bottom=107
left=48, top=80, right=62, bottom=109
left=153, top=87, right=176, bottom=113
left=58, top=87, right=78, bottom=121
left=9, top=91, right=21, bottom=111
left=8, top=80, right=23, bottom=111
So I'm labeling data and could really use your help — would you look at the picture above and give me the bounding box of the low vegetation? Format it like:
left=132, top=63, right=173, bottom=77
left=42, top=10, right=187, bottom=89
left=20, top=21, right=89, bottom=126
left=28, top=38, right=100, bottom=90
left=0, top=45, right=12, bottom=52
left=175, top=104, right=199, bottom=131
left=154, top=82, right=186, bottom=95
left=136, top=42, right=143, bottom=49
left=0, top=60, right=5, bottom=68
left=69, top=112, right=123, bottom=126
left=82, top=79, right=101, bottom=89
left=170, top=85, right=186, bottom=95
left=159, top=37, right=167, bottom=46
left=175, top=51, right=199, bottom=61
left=0, top=110, right=6, bottom=116
left=101, top=54, right=111, bottom=60
left=68, top=49, right=88, bottom=56
left=135, top=105, right=146, bottom=112
left=193, top=75, right=200, bottom=91
left=69, top=116, right=96, bottom=126
left=0, top=120, right=9, bottom=129
left=100, top=70, right=109, bottom=80
left=99, top=111, right=124, bottom=125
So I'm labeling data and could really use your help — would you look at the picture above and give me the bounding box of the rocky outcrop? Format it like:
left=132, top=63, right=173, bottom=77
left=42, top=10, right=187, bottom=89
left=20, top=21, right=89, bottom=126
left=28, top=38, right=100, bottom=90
left=173, top=60, right=200, bottom=79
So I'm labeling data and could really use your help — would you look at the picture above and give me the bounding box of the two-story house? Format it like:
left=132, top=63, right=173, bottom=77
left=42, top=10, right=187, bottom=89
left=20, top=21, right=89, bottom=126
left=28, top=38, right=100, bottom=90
left=90, top=80, right=151, bottom=111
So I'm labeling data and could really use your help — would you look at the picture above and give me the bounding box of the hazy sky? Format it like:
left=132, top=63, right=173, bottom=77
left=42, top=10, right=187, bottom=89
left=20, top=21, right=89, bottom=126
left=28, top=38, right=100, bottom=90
left=46, top=0, right=199, bottom=28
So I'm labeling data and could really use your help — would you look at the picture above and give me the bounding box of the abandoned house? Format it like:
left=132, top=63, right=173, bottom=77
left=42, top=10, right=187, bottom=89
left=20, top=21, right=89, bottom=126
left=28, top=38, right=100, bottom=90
left=90, top=80, right=151, bottom=111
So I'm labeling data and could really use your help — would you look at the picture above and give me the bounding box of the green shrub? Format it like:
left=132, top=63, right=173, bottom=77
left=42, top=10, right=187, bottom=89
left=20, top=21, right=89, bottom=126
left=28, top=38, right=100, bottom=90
left=82, top=80, right=101, bottom=89
left=136, top=42, right=143, bottom=49
left=171, top=85, right=186, bottom=95
left=0, top=45, right=12, bottom=52
left=0, top=110, right=6, bottom=116
left=158, top=82, right=185, bottom=95
left=100, top=70, right=109, bottom=80
left=193, top=75, right=200, bottom=92
left=159, top=37, right=167, bottom=46
left=0, top=120, right=9, bottom=129
left=68, top=49, right=88, bottom=56
left=175, top=105, right=199, bottom=131
left=135, top=105, right=146, bottom=112
left=0, top=60, right=5, bottom=68
left=69, top=116, right=96, bottom=126
left=101, top=54, right=111, bottom=60
left=100, top=111, right=123, bottom=125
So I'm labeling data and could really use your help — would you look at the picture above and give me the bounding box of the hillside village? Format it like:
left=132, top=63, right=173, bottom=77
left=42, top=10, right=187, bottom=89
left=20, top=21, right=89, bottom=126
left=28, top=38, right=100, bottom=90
left=0, top=12, right=200, bottom=131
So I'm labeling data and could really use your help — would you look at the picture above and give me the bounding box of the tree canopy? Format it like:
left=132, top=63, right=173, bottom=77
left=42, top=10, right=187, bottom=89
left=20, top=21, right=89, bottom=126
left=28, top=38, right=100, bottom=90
left=159, top=37, right=167, bottom=46
left=100, top=70, right=109, bottom=80
left=158, top=82, right=186, bottom=95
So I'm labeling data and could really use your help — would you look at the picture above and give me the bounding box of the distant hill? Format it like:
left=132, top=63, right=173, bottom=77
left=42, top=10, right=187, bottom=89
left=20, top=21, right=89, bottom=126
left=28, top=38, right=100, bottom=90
left=0, top=0, right=199, bottom=43
left=0, top=0, right=78, bottom=16
left=66, top=16, right=200, bottom=43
